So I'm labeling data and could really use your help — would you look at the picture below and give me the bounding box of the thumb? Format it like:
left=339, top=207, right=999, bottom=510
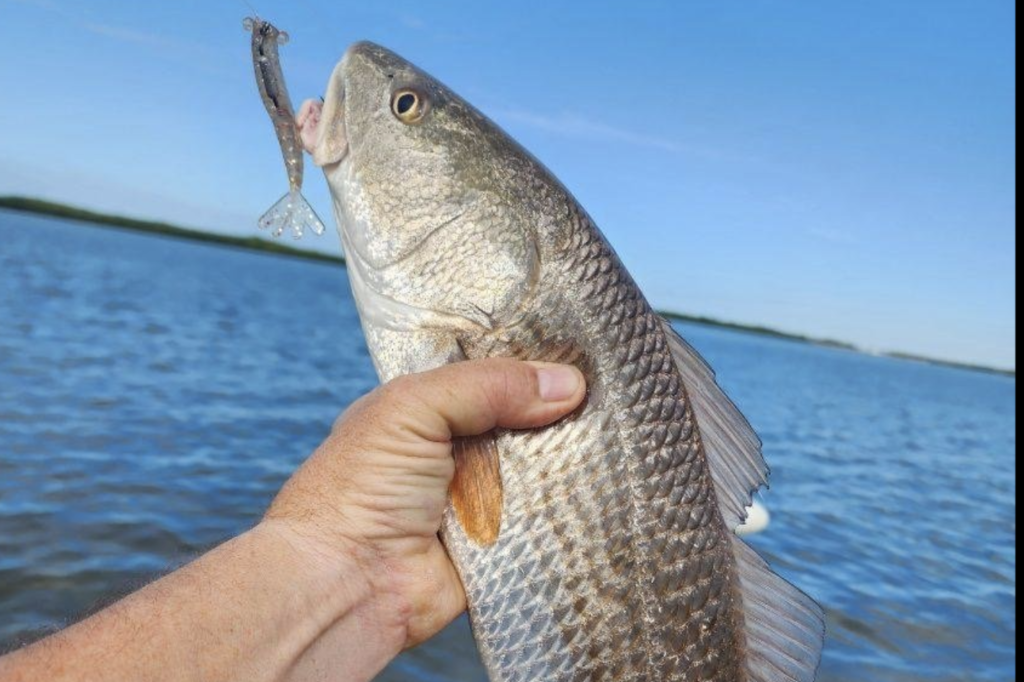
left=380, top=358, right=586, bottom=442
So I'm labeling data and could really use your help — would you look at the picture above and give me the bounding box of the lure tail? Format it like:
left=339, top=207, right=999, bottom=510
left=258, top=190, right=326, bottom=239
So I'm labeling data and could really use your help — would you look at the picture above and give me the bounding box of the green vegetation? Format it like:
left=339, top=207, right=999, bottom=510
left=885, top=352, right=1015, bottom=379
left=1, top=195, right=1014, bottom=378
left=662, top=311, right=1015, bottom=378
left=658, top=311, right=859, bottom=351
left=0, top=195, right=344, bottom=266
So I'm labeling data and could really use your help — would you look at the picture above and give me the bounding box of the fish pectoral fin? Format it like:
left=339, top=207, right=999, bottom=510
left=450, top=433, right=503, bottom=546
left=660, top=317, right=768, bottom=530
left=733, top=536, right=825, bottom=682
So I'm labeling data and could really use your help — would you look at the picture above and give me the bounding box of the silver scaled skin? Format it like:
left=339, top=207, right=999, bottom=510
left=311, top=42, right=824, bottom=682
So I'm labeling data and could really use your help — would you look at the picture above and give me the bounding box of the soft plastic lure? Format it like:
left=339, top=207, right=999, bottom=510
left=244, top=16, right=325, bottom=239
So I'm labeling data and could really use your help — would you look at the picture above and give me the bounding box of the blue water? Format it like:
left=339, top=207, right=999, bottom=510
left=0, top=210, right=1015, bottom=681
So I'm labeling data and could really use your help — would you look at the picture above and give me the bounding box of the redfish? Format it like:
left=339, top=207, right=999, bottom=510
left=305, top=42, right=824, bottom=682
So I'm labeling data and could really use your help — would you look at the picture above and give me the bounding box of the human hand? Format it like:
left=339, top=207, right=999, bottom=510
left=0, top=359, right=585, bottom=682
left=263, top=359, right=586, bottom=649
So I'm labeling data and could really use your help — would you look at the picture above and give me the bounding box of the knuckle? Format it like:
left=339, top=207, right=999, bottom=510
left=334, top=387, right=399, bottom=445
left=373, top=374, right=422, bottom=415
left=480, top=358, right=531, bottom=413
left=378, top=373, right=412, bottom=400
left=333, top=392, right=373, bottom=431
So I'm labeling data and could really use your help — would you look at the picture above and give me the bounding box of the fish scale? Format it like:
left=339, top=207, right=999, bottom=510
left=438, top=205, right=749, bottom=681
left=316, top=40, right=823, bottom=682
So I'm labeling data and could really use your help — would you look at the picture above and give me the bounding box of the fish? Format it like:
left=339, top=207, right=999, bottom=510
left=305, top=41, right=825, bottom=682
left=243, top=16, right=325, bottom=239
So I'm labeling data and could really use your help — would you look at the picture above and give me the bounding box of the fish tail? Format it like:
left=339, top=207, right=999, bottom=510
left=258, top=190, right=326, bottom=239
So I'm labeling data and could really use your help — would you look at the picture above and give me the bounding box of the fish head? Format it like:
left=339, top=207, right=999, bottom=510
left=313, top=41, right=561, bottom=338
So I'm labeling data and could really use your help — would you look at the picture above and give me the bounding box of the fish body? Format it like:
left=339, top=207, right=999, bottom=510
left=309, top=42, right=824, bottom=681
left=244, top=17, right=324, bottom=239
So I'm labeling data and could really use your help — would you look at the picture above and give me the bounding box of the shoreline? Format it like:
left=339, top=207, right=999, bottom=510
left=661, top=312, right=1015, bottom=378
left=0, top=196, right=345, bottom=267
left=1, top=195, right=1014, bottom=379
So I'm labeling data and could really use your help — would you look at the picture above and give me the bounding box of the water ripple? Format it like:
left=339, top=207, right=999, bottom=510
left=0, top=211, right=1015, bottom=681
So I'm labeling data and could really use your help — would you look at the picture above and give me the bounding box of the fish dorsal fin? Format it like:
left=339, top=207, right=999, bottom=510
left=661, top=317, right=824, bottom=680
left=450, top=433, right=504, bottom=546
left=660, top=318, right=768, bottom=529
left=733, top=537, right=825, bottom=682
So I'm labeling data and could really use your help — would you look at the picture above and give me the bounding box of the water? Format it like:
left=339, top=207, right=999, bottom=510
left=0, top=210, right=1015, bottom=681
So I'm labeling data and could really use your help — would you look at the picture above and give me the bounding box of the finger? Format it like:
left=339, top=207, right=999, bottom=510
left=380, top=358, right=586, bottom=442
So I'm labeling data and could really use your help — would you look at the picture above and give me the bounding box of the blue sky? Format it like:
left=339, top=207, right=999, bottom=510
left=0, top=0, right=1016, bottom=370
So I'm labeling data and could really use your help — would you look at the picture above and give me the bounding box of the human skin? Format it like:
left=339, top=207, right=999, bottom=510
left=0, top=359, right=586, bottom=682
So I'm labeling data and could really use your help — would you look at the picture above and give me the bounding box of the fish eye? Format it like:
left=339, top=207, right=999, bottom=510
left=391, top=89, right=426, bottom=124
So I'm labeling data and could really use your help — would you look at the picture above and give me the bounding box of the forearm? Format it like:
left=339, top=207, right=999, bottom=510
left=0, top=360, right=585, bottom=681
left=0, top=521, right=405, bottom=682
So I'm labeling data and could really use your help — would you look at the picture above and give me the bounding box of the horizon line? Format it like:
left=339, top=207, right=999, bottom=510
left=0, top=194, right=1015, bottom=378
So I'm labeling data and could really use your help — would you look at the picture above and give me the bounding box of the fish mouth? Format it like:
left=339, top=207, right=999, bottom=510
left=310, top=58, right=349, bottom=168
left=311, top=41, right=408, bottom=168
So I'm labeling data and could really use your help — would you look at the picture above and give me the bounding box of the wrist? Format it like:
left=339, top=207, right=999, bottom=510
left=253, top=518, right=411, bottom=672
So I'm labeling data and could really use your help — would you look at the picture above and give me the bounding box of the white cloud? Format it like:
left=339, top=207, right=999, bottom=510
left=492, top=108, right=689, bottom=154
left=395, top=12, right=426, bottom=30
left=804, top=226, right=859, bottom=245
left=6, top=0, right=229, bottom=75
left=81, top=21, right=191, bottom=51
